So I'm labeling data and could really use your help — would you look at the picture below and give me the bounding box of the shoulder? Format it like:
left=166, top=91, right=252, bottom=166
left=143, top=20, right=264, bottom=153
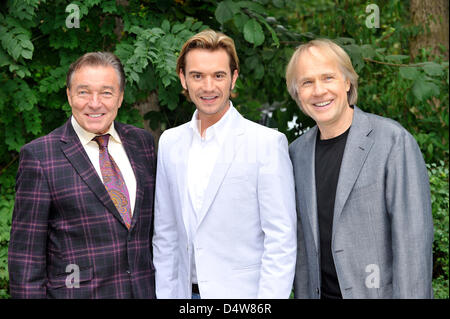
left=116, top=121, right=155, bottom=146
left=365, top=111, right=405, bottom=133
left=159, top=122, right=190, bottom=145
left=358, top=108, right=416, bottom=143
left=116, top=121, right=152, bottom=138
left=354, top=107, right=422, bottom=161
left=242, top=118, right=286, bottom=142
left=289, top=126, right=316, bottom=155
left=20, top=122, right=67, bottom=156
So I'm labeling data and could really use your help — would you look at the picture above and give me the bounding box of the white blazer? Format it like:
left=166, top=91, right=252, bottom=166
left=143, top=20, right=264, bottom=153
left=152, top=105, right=297, bottom=299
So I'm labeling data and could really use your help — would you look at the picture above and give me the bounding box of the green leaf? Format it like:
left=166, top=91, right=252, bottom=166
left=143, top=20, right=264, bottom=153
left=161, top=20, right=170, bottom=34
left=334, top=37, right=355, bottom=45
left=412, top=78, right=440, bottom=101
left=272, top=0, right=284, bottom=8
left=236, top=1, right=266, bottom=14
left=20, top=39, right=33, bottom=50
left=254, top=63, right=264, bottom=79
left=243, top=19, right=265, bottom=47
left=215, top=1, right=239, bottom=24
left=129, top=26, right=143, bottom=35
left=399, top=66, right=419, bottom=80
left=422, top=62, right=444, bottom=77
left=21, top=49, right=32, bottom=59
left=253, top=13, right=279, bottom=47
left=343, top=44, right=364, bottom=72
left=0, top=49, right=13, bottom=67
left=101, top=0, right=117, bottom=13
left=233, top=13, right=249, bottom=30
left=360, top=44, right=376, bottom=59
left=172, top=23, right=185, bottom=34
left=192, top=21, right=203, bottom=31
left=11, top=45, right=22, bottom=60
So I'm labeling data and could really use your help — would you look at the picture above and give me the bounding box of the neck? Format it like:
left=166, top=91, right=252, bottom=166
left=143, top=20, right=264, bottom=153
left=197, top=102, right=230, bottom=137
left=318, top=106, right=353, bottom=140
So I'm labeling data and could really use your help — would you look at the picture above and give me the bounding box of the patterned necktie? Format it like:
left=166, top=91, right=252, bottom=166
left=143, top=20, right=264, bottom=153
left=94, top=134, right=132, bottom=229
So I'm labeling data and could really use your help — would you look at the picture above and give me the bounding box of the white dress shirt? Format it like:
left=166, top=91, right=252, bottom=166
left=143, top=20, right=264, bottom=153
left=186, top=102, right=235, bottom=284
left=71, top=116, right=137, bottom=215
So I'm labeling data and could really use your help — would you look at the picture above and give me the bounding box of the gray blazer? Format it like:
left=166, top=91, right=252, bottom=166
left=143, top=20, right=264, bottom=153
left=289, top=106, right=433, bottom=299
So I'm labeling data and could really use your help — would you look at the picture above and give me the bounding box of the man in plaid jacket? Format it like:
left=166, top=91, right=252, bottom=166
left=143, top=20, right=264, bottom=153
left=8, top=52, right=156, bottom=298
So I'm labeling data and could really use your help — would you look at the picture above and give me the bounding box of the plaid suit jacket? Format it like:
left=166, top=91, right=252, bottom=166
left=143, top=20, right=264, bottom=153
left=8, top=119, right=156, bottom=298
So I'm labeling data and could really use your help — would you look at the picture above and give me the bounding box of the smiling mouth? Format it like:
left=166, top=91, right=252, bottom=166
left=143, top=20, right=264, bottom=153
left=200, top=96, right=218, bottom=101
left=313, top=100, right=333, bottom=107
left=87, top=113, right=104, bottom=118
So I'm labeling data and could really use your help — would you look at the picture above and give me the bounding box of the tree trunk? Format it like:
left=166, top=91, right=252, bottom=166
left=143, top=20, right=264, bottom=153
left=410, top=0, right=449, bottom=60
left=134, top=91, right=162, bottom=148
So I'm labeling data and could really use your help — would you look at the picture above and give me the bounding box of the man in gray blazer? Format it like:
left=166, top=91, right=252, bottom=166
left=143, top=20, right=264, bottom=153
left=285, top=39, right=433, bottom=299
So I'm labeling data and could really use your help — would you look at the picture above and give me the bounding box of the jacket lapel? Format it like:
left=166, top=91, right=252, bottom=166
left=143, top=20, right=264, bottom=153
left=60, top=120, right=124, bottom=225
left=173, top=125, right=193, bottom=238
left=332, top=107, right=374, bottom=236
left=196, top=112, right=245, bottom=227
left=297, top=126, right=320, bottom=252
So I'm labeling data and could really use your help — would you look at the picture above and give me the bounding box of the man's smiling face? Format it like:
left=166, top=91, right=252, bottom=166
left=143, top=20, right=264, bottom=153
left=179, top=48, right=238, bottom=126
left=295, top=46, right=352, bottom=136
left=67, top=65, right=123, bottom=134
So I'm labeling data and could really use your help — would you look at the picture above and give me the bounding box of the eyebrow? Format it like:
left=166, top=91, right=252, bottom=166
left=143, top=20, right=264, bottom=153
left=299, top=72, right=337, bottom=81
left=75, top=85, right=116, bottom=90
left=188, top=70, right=228, bottom=75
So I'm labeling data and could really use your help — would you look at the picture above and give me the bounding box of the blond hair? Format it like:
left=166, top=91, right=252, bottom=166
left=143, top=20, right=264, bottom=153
left=285, top=39, right=358, bottom=111
left=176, top=29, right=239, bottom=75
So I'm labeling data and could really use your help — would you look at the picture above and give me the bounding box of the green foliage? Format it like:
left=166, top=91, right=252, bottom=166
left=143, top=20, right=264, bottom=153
left=0, top=0, right=448, bottom=298
left=269, top=0, right=449, bottom=165
left=428, top=162, right=449, bottom=299
left=0, top=164, right=15, bottom=298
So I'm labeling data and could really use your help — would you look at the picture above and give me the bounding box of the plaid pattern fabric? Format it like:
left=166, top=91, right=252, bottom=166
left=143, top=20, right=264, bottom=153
left=8, top=119, right=156, bottom=299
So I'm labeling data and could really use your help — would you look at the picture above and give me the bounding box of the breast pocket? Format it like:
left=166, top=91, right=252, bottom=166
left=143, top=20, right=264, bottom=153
left=347, top=183, right=380, bottom=202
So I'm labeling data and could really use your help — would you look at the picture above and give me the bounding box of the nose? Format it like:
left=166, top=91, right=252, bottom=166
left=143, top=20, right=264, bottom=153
left=88, top=92, right=102, bottom=108
left=203, top=76, right=214, bottom=91
left=312, top=82, right=327, bottom=96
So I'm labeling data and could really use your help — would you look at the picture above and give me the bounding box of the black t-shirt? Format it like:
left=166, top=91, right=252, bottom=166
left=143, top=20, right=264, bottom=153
left=315, top=127, right=350, bottom=299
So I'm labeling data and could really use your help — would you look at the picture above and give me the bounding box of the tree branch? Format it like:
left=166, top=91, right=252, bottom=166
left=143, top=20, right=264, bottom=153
left=0, top=154, right=19, bottom=175
left=363, top=57, right=426, bottom=67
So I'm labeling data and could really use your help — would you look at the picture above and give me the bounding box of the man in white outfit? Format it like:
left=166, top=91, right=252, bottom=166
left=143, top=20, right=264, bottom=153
left=152, top=29, right=297, bottom=299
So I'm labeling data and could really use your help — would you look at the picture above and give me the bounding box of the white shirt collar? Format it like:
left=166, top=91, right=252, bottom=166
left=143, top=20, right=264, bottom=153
left=71, top=116, right=122, bottom=146
left=189, top=100, right=235, bottom=144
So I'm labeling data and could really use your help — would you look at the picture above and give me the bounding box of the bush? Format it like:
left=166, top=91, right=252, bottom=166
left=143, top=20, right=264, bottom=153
left=0, top=165, right=15, bottom=298
left=428, top=161, right=449, bottom=299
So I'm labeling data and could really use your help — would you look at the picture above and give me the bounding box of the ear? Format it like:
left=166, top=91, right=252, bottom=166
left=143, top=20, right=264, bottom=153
left=179, top=69, right=187, bottom=90
left=118, top=91, right=124, bottom=108
left=231, top=69, right=239, bottom=90
left=345, top=78, right=351, bottom=92
left=66, top=87, right=73, bottom=106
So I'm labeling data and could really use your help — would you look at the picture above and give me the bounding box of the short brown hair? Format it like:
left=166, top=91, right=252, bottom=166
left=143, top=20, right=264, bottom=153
left=176, top=29, right=239, bottom=76
left=285, top=39, right=359, bottom=111
left=66, top=52, right=126, bottom=92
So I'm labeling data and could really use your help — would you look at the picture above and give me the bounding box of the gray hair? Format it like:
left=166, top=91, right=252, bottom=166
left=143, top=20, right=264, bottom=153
left=66, top=52, right=125, bottom=92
